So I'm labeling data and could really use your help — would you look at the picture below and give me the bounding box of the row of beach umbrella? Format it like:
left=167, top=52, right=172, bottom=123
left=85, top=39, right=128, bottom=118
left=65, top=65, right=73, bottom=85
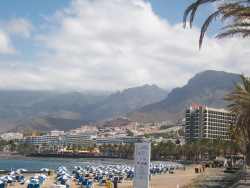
left=0, top=168, right=48, bottom=188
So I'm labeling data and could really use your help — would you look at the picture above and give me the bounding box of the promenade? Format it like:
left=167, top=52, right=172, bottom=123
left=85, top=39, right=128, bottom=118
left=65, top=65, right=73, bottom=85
left=231, top=168, right=250, bottom=188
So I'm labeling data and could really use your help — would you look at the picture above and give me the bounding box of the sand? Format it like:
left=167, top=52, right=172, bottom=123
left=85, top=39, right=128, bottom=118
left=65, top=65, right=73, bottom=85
left=11, top=166, right=211, bottom=188
left=114, top=167, right=200, bottom=188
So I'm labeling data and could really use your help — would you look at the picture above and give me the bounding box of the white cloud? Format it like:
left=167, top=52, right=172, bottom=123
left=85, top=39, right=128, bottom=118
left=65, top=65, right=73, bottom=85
left=0, top=18, right=32, bottom=55
left=0, top=30, right=15, bottom=54
left=0, top=0, right=249, bottom=91
left=4, top=18, right=33, bottom=38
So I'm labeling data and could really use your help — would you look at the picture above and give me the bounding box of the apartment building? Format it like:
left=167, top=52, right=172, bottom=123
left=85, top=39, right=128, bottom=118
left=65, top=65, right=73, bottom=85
left=185, top=103, right=235, bottom=142
left=63, top=133, right=96, bottom=147
left=24, top=132, right=96, bottom=147
left=25, top=135, right=59, bottom=145
left=96, top=136, right=144, bottom=145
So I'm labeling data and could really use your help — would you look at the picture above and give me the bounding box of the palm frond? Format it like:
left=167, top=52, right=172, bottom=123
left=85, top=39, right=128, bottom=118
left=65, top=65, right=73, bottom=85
left=226, top=75, right=250, bottom=141
left=199, top=10, right=221, bottom=48
left=217, top=27, right=250, bottom=38
left=183, top=0, right=219, bottom=28
left=184, top=0, right=250, bottom=48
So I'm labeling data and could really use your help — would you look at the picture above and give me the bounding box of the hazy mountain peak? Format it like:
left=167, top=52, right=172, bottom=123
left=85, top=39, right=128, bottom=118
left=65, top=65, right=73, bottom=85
left=130, top=70, right=241, bottom=122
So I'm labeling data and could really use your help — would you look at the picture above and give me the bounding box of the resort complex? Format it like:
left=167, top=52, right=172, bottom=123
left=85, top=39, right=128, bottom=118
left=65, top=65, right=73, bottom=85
left=185, top=103, right=235, bottom=142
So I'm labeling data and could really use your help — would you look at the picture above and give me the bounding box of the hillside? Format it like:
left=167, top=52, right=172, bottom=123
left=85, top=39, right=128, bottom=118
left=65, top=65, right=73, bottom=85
left=0, top=85, right=166, bottom=132
left=129, top=70, right=241, bottom=122
left=0, top=70, right=242, bottom=131
left=80, top=84, right=167, bottom=122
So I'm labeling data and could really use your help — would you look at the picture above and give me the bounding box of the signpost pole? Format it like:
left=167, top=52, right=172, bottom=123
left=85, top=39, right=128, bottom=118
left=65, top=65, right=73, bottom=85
left=133, top=142, right=151, bottom=188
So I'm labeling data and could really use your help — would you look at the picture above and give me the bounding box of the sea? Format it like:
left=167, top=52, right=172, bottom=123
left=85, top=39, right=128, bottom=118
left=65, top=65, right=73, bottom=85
left=0, top=157, right=133, bottom=171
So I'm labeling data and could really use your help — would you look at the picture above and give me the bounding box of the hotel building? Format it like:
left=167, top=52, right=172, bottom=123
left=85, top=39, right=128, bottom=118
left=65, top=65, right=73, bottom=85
left=185, top=104, right=235, bottom=142
left=25, top=135, right=59, bottom=145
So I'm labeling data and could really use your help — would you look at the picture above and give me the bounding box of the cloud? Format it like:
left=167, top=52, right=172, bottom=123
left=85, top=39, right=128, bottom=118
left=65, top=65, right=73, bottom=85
left=0, top=18, right=32, bottom=55
left=4, top=18, right=33, bottom=38
left=0, top=0, right=249, bottom=91
left=0, top=30, right=15, bottom=54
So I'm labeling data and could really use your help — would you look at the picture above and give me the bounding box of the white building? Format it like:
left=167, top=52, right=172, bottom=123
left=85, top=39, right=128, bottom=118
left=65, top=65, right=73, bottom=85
left=63, top=133, right=96, bottom=146
left=185, top=104, right=235, bottom=142
left=25, top=135, right=59, bottom=145
left=1, top=132, right=23, bottom=141
left=50, top=130, right=65, bottom=137
left=24, top=131, right=97, bottom=147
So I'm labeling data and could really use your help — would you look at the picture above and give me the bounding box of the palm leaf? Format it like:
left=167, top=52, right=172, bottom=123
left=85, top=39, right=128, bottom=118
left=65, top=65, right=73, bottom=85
left=183, top=0, right=219, bottom=28
left=184, top=0, right=250, bottom=48
left=199, top=10, right=221, bottom=48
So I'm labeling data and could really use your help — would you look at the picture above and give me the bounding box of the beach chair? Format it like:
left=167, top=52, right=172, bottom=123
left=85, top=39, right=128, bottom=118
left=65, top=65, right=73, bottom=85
left=78, top=176, right=85, bottom=184
left=86, top=180, right=93, bottom=188
left=99, top=179, right=106, bottom=186
left=0, top=183, right=5, bottom=188
left=118, top=176, right=124, bottom=183
left=82, top=179, right=88, bottom=187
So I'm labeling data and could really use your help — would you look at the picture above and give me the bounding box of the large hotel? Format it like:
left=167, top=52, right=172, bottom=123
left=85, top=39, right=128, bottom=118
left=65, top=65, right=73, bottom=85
left=185, top=103, right=235, bottom=142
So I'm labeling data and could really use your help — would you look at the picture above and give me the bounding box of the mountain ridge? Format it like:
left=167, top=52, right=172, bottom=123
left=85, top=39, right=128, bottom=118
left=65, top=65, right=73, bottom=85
left=129, top=70, right=241, bottom=122
left=0, top=84, right=167, bottom=132
left=0, top=70, right=243, bottom=131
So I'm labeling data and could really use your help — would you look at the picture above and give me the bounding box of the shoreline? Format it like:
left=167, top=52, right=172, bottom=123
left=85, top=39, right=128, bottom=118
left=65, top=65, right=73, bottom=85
left=0, top=153, right=28, bottom=160
left=0, top=153, right=186, bottom=164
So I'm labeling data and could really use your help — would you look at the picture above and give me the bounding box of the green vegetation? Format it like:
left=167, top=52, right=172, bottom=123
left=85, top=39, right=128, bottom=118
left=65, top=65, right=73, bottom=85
left=0, top=137, right=241, bottom=161
left=0, top=139, right=9, bottom=151
left=151, top=139, right=241, bottom=161
left=17, top=143, right=37, bottom=155
left=226, top=75, right=250, bottom=164
left=98, top=144, right=134, bottom=159
left=184, top=0, right=250, bottom=48
left=0, top=139, right=36, bottom=155
left=145, top=130, right=179, bottom=139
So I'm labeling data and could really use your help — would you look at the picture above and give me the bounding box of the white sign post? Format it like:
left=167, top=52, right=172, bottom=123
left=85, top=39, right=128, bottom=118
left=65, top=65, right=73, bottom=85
left=133, top=142, right=151, bottom=188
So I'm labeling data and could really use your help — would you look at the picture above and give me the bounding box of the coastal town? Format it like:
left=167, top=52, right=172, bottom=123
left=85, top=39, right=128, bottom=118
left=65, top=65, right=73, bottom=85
left=0, top=0, right=250, bottom=188
left=0, top=116, right=182, bottom=157
left=0, top=104, right=238, bottom=161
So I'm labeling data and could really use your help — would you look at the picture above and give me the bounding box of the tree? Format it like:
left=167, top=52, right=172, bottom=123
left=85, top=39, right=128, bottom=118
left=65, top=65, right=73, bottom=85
left=184, top=0, right=250, bottom=48
left=0, top=139, right=8, bottom=151
left=17, top=143, right=36, bottom=155
left=226, top=75, right=250, bottom=164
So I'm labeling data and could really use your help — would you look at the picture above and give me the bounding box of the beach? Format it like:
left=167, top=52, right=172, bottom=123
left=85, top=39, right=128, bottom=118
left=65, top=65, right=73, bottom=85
left=11, top=166, right=203, bottom=188
left=0, top=158, right=222, bottom=188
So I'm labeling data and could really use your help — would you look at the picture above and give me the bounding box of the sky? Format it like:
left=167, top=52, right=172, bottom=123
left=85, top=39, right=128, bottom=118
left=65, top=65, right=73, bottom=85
left=0, top=0, right=249, bottom=92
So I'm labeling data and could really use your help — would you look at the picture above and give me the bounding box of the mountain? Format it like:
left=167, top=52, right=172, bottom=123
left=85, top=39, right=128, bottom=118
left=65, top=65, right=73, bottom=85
left=0, top=70, right=241, bottom=131
left=129, top=70, right=241, bottom=122
left=80, top=84, right=167, bottom=122
left=0, top=85, right=167, bottom=132
left=0, top=91, right=106, bottom=120
left=0, top=91, right=107, bottom=132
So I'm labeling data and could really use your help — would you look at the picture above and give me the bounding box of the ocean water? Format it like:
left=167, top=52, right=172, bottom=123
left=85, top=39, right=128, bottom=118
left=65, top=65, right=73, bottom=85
left=0, top=157, right=133, bottom=171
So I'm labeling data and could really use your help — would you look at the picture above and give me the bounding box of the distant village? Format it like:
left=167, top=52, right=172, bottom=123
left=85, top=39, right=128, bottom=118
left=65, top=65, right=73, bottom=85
left=0, top=117, right=184, bottom=154
left=0, top=103, right=236, bottom=159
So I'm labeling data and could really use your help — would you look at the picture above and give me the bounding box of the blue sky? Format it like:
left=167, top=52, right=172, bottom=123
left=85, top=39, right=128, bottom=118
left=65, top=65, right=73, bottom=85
left=0, top=0, right=210, bottom=28
left=0, top=0, right=247, bottom=91
left=0, top=0, right=213, bottom=60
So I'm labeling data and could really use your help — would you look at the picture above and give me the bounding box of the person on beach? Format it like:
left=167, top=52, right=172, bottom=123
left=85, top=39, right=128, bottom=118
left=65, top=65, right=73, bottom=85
left=113, top=177, right=118, bottom=188
left=106, top=180, right=113, bottom=188
left=202, top=165, right=205, bottom=172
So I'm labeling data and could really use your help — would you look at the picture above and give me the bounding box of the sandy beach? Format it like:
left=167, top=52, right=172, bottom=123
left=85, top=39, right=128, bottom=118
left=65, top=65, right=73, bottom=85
left=11, top=166, right=206, bottom=188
